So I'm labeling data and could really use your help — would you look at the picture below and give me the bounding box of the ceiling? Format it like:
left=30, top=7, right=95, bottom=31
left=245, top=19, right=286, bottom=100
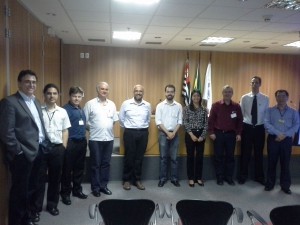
left=18, top=0, right=300, bottom=54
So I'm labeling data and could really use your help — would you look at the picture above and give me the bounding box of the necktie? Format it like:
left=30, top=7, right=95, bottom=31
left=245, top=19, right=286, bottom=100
left=251, top=95, right=257, bottom=125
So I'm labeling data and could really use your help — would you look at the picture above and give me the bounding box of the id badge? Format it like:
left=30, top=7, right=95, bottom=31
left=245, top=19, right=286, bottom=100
left=231, top=112, right=237, bottom=118
left=278, top=119, right=285, bottom=124
left=79, top=119, right=84, bottom=125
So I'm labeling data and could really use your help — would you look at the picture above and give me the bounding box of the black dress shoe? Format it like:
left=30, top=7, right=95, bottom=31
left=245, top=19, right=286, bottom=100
left=217, top=178, right=224, bottom=185
left=73, top=191, right=88, bottom=199
left=282, top=188, right=292, bottom=195
left=47, top=207, right=59, bottom=216
left=92, top=191, right=101, bottom=197
left=158, top=180, right=165, bottom=187
left=61, top=195, right=71, bottom=205
left=264, top=186, right=274, bottom=191
left=31, top=212, right=40, bottom=222
left=189, top=183, right=195, bottom=187
left=100, top=187, right=112, bottom=195
left=196, top=180, right=204, bottom=186
left=171, top=180, right=180, bottom=187
left=225, top=178, right=235, bottom=186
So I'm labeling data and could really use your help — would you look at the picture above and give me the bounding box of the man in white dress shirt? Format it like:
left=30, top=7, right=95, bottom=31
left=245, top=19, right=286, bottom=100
left=119, top=84, right=151, bottom=191
left=238, top=76, right=269, bottom=185
left=29, top=83, right=71, bottom=218
left=155, top=84, right=183, bottom=187
left=84, top=82, right=118, bottom=197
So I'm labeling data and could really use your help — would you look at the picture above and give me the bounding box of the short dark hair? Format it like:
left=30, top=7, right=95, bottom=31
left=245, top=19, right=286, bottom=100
left=165, top=84, right=175, bottom=92
left=275, top=89, right=289, bottom=97
left=69, top=86, right=84, bottom=96
left=252, top=76, right=262, bottom=84
left=17, top=70, right=37, bottom=82
left=43, top=83, right=59, bottom=94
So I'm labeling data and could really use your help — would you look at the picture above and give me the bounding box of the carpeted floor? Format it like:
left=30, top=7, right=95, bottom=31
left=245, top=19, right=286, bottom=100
left=37, top=179, right=300, bottom=225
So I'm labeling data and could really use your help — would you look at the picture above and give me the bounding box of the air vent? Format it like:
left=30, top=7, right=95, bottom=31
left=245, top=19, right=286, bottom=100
left=251, top=46, right=268, bottom=49
left=199, top=44, right=217, bottom=47
left=145, top=42, right=162, bottom=45
left=88, top=38, right=105, bottom=42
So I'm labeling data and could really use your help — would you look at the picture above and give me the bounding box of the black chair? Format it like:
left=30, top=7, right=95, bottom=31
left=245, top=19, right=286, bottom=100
left=89, top=199, right=165, bottom=225
left=165, top=200, right=243, bottom=225
left=248, top=205, right=300, bottom=225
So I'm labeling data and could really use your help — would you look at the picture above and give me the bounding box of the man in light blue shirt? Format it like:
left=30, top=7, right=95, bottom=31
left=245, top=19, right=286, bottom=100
left=155, top=84, right=183, bottom=187
left=264, top=89, right=299, bottom=194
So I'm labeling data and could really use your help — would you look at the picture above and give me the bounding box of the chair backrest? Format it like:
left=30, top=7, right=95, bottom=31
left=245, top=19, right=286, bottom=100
left=176, top=200, right=234, bottom=225
left=98, top=199, right=155, bottom=225
left=270, top=205, right=300, bottom=225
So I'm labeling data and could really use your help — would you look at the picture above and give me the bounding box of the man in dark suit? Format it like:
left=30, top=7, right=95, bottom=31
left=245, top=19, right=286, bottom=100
left=0, top=70, right=46, bottom=225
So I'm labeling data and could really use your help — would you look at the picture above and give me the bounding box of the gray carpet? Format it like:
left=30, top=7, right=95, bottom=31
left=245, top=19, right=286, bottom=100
left=37, top=179, right=300, bottom=225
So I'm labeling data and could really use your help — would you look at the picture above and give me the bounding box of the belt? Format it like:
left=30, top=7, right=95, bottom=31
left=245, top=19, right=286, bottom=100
left=191, top=129, right=202, bottom=132
left=125, top=128, right=148, bottom=131
left=70, top=138, right=86, bottom=142
left=53, top=143, right=63, bottom=147
left=244, top=123, right=264, bottom=128
left=215, top=129, right=235, bottom=134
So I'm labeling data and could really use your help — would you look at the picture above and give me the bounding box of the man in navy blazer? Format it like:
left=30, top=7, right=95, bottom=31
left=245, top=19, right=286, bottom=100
left=0, top=70, right=46, bottom=225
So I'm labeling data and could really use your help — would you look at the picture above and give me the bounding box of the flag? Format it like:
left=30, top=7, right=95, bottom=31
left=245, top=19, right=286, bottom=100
left=193, top=63, right=201, bottom=93
left=203, top=62, right=212, bottom=112
left=182, top=58, right=190, bottom=106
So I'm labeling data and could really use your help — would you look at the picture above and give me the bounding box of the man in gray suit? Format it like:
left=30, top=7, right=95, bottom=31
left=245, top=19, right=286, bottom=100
left=0, top=70, right=46, bottom=225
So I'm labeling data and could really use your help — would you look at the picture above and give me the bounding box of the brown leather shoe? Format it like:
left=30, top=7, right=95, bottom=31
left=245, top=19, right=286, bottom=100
left=135, top=181, right=145, bottom=190
left=123, top=181, right=131, bottom=190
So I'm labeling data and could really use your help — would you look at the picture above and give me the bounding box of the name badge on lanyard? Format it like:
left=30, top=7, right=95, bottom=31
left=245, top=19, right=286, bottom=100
left=79, top=119, right=84, bottom=125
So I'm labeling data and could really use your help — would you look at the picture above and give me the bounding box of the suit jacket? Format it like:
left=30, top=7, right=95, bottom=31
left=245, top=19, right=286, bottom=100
left=0, top=92, right=45, bottom=162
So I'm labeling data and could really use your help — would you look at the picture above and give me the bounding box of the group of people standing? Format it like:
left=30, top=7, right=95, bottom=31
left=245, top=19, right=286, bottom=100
left=0, top=70, right=299, bottom=225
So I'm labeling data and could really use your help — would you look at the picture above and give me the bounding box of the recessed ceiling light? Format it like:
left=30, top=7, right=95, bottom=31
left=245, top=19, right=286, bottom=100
left=201, top=37, right=234, bottom=44
left=114, top=0, right=160, bottom=4
left=113, top=31, right=141, bottom=41
left=284, top=41, right=300, bottom=48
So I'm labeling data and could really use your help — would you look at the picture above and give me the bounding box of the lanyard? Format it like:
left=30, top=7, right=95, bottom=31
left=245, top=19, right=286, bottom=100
left=46, top=108, right=56, bottom=125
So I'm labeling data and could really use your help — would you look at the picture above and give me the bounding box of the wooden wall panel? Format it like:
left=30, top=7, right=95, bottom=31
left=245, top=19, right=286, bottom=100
left=8, top=0, right=29, bottom=93
left=61, top=45, right=300, bottom=155
left=43, top=26, right=61, bottom=105
left=29, top=13, right=43, bottom=100
left=0, top=0, right=9, bottom=224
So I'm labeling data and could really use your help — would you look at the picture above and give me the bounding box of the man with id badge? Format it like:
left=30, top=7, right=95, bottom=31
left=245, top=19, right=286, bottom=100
left=84, top=82, right=118, bottom=197
left=208, top=85, right=243, bottom=186
left=60, top=86, right=88, bottom=205
left=264, top=90, right=299, bottom=194
left=29, top=83, right=71, bottom=217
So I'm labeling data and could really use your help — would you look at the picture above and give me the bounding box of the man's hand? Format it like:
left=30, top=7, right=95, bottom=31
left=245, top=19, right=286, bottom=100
left=209, top=134, right=216, bottom=141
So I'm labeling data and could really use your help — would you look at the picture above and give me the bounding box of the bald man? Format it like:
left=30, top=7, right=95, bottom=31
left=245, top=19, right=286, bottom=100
left=119, top=85, right=151, bottom=191
left=84, top=82, right=118, bottom=197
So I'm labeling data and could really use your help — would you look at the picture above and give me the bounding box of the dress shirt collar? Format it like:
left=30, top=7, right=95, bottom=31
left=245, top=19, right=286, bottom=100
left=18, top=90, right=35, bottom=102
left=162, top=99, right=176, bottom=106
left=220, top=100, right=232, bottom=105
left=97, top=97, right=108, bottom=105
left=68, top=101, right=81, bottom=109
left=129, top=97, right=145, bottom=106
left=41, top=103, right=59, bottom=112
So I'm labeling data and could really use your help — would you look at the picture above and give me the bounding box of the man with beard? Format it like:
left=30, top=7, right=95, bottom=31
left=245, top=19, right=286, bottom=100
left=155, top=84, right=183, bottom=187
left=119, top=84, right=151, bottom=190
